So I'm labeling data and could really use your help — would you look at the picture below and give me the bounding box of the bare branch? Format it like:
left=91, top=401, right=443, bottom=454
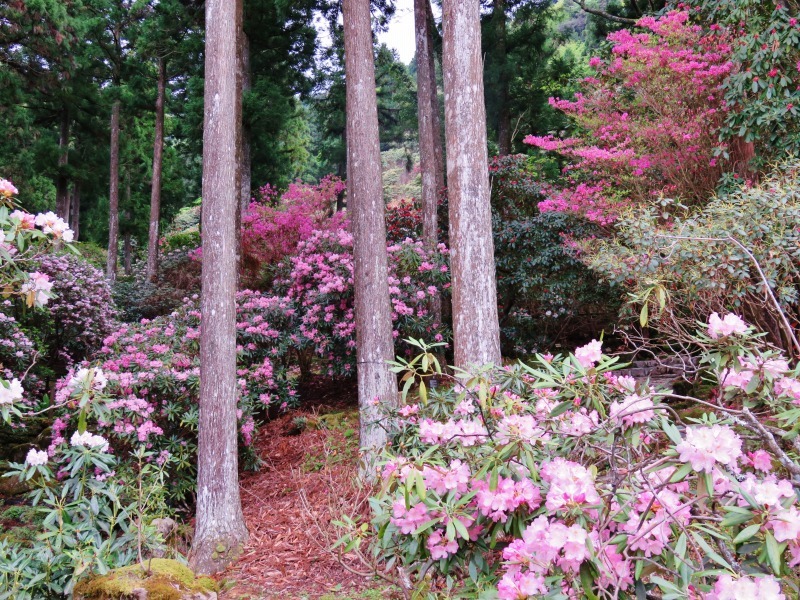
left=570, top=0, right=638, bottom=24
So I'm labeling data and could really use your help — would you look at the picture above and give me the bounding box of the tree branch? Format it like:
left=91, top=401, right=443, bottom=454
left=570, top=0, right=638, bottom=24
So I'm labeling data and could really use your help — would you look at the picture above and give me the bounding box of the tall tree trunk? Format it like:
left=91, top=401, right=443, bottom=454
left=70, top=182, right=80, bottom=241
left=493, top=0, right=511, bottom=155
left=55, top=109, right=71, bottom=220
left=443, top=0, right=502, bottom=368
left=106, top=99, right=121, bottom=281
left=426, top=0, right=445, bottom=183
left=147, top=57, right=167, bottom=283
left=123, top=231, right=132, bottom=276
left=343, top=0, right=398, bottom=477
left=415, top=0, right=444, bottom=326
left=239, top=32, right=252, bottom=213
left=189, top=0, right=248, bottom=576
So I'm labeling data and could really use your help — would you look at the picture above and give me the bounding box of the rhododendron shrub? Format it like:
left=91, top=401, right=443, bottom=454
left=586, top=160, right=800, bottom=354
left=2, top=369, right=171, bottom=598
left=22, top=252, right=118, bottom=365
left=525, top=11, right=735, bottom=223
left=359, top=315, right=800, bottom=598
left=684, top=0, right=800, bottom=157
left=488, top=154, right=619, bottom=354
left=240, top=176, right=346, bottom=287
left=274, top=228, right=451, bottom=377
left=54, top=292, right=298, bottom=503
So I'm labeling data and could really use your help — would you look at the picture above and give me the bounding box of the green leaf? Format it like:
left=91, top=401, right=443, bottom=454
left=691, top=532, right=732, bottom=571
left=669, top=462, right=693, bottom=483
left=580, top=563, right=599, bottom=600
left=733, top=523, right=761, bottom=545
left=765, top=531, right=782, bottom=575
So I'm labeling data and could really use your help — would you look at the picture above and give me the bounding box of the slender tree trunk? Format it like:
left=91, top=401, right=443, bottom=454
left=147, top=57, right=167, bottom=283
left=426, top=0, right=445, bottom=184
left=239, top=32, right=252, bottom=213
left=415, top=0, right=444, bottom=326
left=123, top=232, right=132, bottom=276
left=442, top=0, right=502, bottom=367
left=106, top=99, right=121, bottom=281
left=493, top=0, right=511, bottom=155
left=55, top=109, right=70, bottom=220
left=343, top=0, right=398, bottom=477
left=70, top=182, right=80, bottom=241
left=189, top=0, right=248, bottom=576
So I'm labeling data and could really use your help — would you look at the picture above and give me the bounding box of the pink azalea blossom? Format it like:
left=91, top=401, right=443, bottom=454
left=707, top=312, right=748, bottom=339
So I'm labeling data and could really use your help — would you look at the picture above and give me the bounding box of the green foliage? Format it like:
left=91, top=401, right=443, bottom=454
left=686, top=0, right=800, bottom=159
left=586, top=159, right=800, bottom=352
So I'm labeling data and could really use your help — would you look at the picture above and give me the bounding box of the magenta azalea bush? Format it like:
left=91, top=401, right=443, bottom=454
left=240, top=175, right=346, bottom=287
left=525, top=10, right=736, bottom=224
left=361, top=314, right=800, bottom=598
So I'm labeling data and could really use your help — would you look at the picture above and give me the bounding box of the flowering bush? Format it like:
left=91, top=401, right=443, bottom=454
left=585, top=160, right=800, bottom=355
left=350, top=313, right=800, bottom=598
left=525, top=10, right=736, bottom=223
left=54, top=291, right=298, bottom=503
left=488, top=154, right=619, bottom=355
left=19, top=252, right=118, bottom=366
left=683, top=0, right=800, bottom=158
left=274, top=228, right=451, bottom=377
left=240, top=176, right=346, bottom=288
left=1, top=369, right=170, bottom=598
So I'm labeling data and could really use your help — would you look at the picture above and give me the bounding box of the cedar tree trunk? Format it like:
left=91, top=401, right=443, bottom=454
left=442, top=0, right=502, bottom=367
left=147, top=57, right=167, bottom=283
left=55, top=109, right=71, bottom=220
left=343, top=0, right=398, bottom=477
left=415, top=0, right=444, bottom=325
left=106, top=99, right=121, bottom=281
left=189, top=0, right=249, bottom=575
left=70, top=182, right=80, bottom=241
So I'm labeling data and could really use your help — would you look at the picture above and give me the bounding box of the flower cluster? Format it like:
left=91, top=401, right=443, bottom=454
left=53, top=292, right=298, bottom=502
left=366, top=314, right=800, bottom=598
left=276, top=228, right=450, bottom=376
left=525, top=10, right=736, bottom=223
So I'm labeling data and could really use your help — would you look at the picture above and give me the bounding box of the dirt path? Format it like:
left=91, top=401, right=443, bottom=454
left=218, top=381, right=387, bottom=599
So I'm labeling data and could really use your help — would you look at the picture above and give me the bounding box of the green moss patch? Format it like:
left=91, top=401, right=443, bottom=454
left=74, top=558, right=218, bottom=600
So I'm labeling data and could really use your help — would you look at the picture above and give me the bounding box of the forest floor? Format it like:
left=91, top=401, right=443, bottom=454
left=217, top=378, right=402, bottom=600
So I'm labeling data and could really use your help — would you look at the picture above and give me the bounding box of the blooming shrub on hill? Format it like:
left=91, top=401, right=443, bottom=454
left=54, top=291, right=299, bottom=503
left=275, top=228, right=451, bottom=377
left=352, top=314, right=800, bottom=598
left=525, top=10, right=735, bottom=223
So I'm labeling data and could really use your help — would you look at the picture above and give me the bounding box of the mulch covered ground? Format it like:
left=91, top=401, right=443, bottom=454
left=219, top=379, right=392, bottom=599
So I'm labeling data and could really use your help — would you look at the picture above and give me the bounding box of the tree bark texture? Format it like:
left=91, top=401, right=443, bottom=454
left=147, top=57, right=167, bottom=283
left=343, top=0, right=398, bottom=476
left=426, top=0, right=445, bottom=184
left=70, top=182, right=80, bottom=241
left=415, top=0, right=444, bottom=326
left=493, top=0, right=512, bottom=155
left=189, top=0, right=248, bottom=576
left=55, top=109, right=71, bottom=221
left=442, top=0, right=502, bottom=368
left=106, top=99, right=120, bottom=281
left=239, top=32, right=252, bottom=213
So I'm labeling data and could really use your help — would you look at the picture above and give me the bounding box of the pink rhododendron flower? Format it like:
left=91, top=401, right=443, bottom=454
left=707, top=312, right=748, bottom=338
left=20, top=271, right=53, bottom=307
left=0, top=178, right=18, bottom=197
left=747, top=450, right=773, bottom=472
left=497, top=570, right=547, bottom=599
left=426, top=528, right=459, bottom=560
left=540, top=458, right=600, bottom=511
left=770, top=507, right=800, bottom=542
left=705, top=574, right=784, bottom=600
left=390, top=500, right=429, bottom=534
left=609, top=393, right=655, bottom=427
left=719, top=367, right=753, bottom=389
left=575, top=339, right=602, bottom=368
left=675, top=425, right=742, bottom=473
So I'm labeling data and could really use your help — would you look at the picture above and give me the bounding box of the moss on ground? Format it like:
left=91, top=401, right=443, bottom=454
left=74, top=558, right=218, bottom=600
